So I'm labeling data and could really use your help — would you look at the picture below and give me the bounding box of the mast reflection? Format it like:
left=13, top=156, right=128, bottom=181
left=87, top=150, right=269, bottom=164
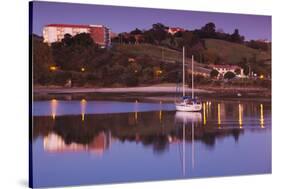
left=174, top=111, right=202, bottom=176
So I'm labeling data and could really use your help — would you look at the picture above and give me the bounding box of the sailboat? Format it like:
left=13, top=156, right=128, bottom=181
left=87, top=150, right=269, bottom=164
left=175, top=46, right=202, bottom=112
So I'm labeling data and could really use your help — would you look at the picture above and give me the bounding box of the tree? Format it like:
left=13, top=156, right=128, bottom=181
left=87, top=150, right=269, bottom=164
left=143, top=30, right=154, bottom=44
left=238, top=58, right=250, bottom=76
left=130, top=28, right=143, bottom=35
left=200, top=22, right=216, bottom=38
left=230, top=29, right=244, bottom=43
left=32, top=34, right=55, bottom=84
left=51, top=33, right=98, bottom=71
left=150, top=23, right=169, bottom=44
left=224, top=71, right=236, bottom=80
left=246, top=40, right=269, bottom=51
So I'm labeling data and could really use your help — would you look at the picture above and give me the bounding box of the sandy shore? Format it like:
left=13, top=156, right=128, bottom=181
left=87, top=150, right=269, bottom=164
left=33, top=83, right=271, bottom=101
left=34, top=85, right=212, bottom=94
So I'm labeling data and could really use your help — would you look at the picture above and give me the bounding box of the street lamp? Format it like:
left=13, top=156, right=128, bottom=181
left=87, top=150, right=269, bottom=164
left=49, top=66, right=57, bottom=71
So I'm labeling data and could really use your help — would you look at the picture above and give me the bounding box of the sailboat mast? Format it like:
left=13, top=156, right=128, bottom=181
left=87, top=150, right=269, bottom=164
left=183, top=46, right=185, bottom=97
left=191, top=55, right=194, bottom=99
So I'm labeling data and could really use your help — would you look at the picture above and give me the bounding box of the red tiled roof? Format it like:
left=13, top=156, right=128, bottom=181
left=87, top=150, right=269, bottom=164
left=168, top=27, right=185, bottom=32
left=46, top=24, right=91, bottom=28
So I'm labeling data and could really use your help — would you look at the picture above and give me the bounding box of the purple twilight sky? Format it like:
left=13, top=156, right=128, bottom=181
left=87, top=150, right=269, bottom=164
left=31, top=1, right=271, bottom=41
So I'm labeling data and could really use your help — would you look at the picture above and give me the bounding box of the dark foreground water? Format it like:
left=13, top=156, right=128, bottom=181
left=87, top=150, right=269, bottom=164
left=31, top=99, right=271, bottom=188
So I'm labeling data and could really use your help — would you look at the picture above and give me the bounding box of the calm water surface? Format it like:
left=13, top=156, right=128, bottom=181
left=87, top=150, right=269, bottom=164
left=31, top=99, right=271, bottom=187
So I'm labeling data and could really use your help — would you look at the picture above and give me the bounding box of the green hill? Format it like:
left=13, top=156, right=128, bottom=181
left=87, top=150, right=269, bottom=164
left=204, top=39, right=271, bottom=64
left=113, top=43, right=211, bottom=74
left=114, top=43, right=182, bottom=63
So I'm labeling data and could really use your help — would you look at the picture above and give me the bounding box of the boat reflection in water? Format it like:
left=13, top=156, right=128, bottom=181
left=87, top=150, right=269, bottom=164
left=174, top=111, right=202, bottom=176
left=175, top=111, right=202, bottom=124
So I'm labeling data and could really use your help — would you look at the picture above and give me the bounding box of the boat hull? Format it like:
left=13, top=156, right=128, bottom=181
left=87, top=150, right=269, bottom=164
left=175, top=103, right=202, bottom=112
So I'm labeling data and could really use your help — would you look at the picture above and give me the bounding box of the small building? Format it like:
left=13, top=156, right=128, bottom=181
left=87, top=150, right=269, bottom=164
left=211, top=64, right=244, bottom=78
left=43, top=24, right=111, bottom=48
left=167, top=27, right=185, bottom=35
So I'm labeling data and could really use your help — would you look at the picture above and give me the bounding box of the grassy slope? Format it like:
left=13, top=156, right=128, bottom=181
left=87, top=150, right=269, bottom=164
left=114, top=43, right=182, bottom=62
left=114, top=44, right=211, bottom=73
left=114, top=43, right=209, bottom=69
left=204, top=39, right=271, bottom=64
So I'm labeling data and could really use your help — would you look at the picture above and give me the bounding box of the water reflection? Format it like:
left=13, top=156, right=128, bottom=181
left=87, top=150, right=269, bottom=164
left=175, top=111, right=202, bottom=124
left=239, top=104, right=243, bottom=128
left=80, top=99, right=87, bottom=121
left=43, top=131, right=110, bottom=155
left=203, top=103, right=206, bottom=125
left=159, top=101, right=162, bottom=123
left=135, top=100, right=138, bottom=123
left=174, top=111, right=201, bottom=175
left=32, top=100, right=271, bottom=187
left=50, top=99, right=58, bottom=120
left=260, top=104, right=264, bottom=128
left=218, top=103, right=221, bottom=126
left=34, top=101, right=271, bottom=153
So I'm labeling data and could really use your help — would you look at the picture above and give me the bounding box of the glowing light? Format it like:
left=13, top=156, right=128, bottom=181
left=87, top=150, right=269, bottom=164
left=259, top=75, right=264, bottom=79
left=51, top=99, right=58, bottom=120
left=238, top=104, right=243, bottom=128
left=203, top=103, right=206, bottom=125
left=218, top=103, right=221, bottom=126
left=49, top=66, right=57, bottom=71
left=260, top=104, right=264, bottom=128
left=156, top=70, right=163, bottom=76
left=81, top=67, right=85, bottom=72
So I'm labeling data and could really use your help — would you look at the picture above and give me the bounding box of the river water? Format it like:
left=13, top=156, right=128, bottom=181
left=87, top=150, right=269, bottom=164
left=31, top=99, right=271, bottom=187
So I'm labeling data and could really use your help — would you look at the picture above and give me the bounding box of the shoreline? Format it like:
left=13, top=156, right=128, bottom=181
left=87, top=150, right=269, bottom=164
left=33, top=84, right=271, bottom=102
left=34, top=85, right=212, bottom=94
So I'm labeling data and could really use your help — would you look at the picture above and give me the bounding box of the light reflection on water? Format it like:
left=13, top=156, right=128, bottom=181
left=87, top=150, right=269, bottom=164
left=32, top=99, right=271, bottom=187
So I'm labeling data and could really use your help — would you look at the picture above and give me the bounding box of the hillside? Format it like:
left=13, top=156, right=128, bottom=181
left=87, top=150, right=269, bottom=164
left=204, top=39, right=271, bottom=64
left=114, top=43, right=210, bottom=74
left=114, top=43, right=182, bottom=63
